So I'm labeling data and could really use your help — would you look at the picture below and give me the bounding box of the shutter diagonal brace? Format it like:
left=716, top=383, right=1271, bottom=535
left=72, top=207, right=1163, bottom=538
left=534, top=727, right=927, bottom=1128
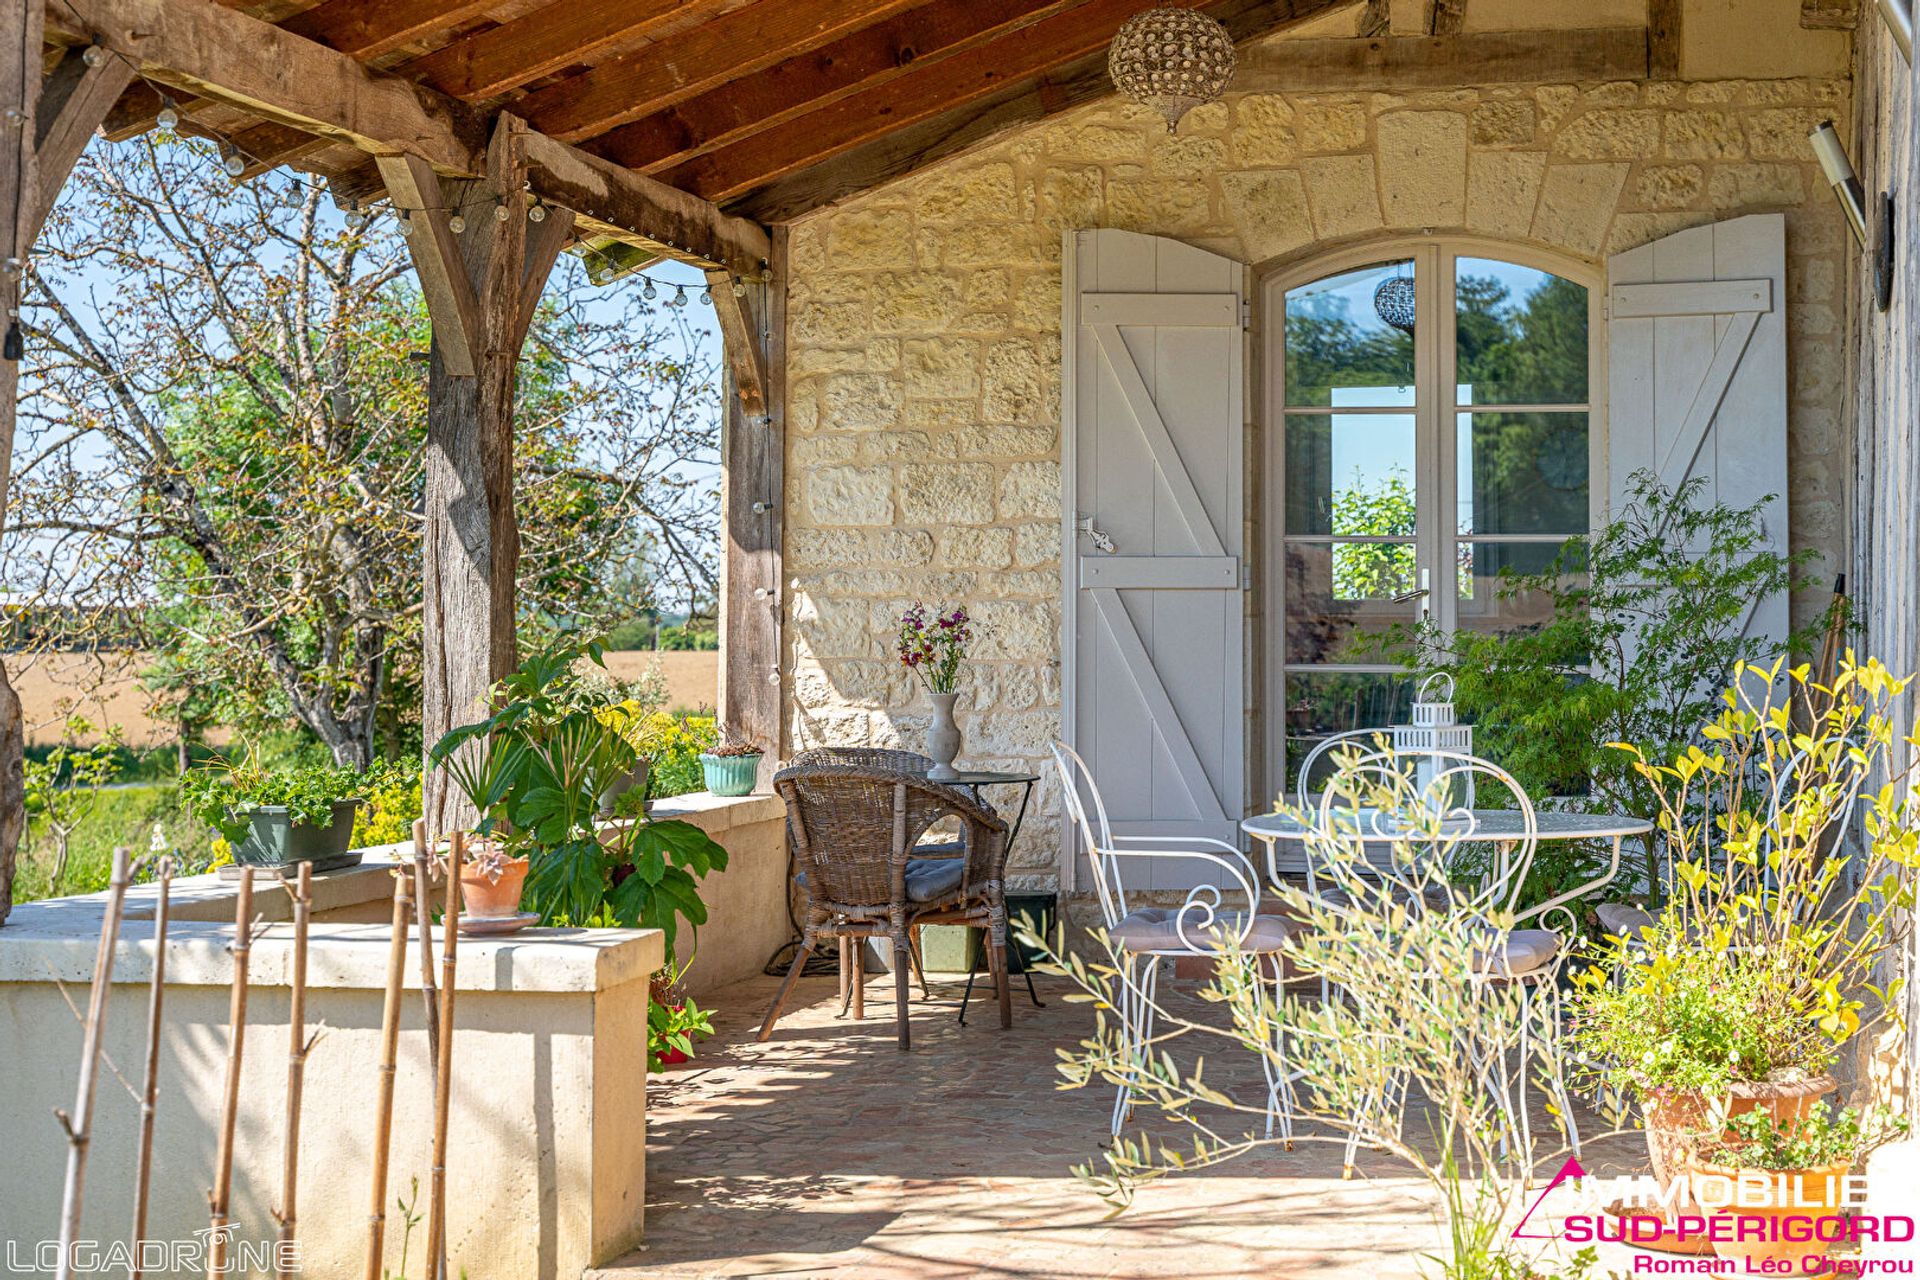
left=1089, top=588, right=1228, bottom=822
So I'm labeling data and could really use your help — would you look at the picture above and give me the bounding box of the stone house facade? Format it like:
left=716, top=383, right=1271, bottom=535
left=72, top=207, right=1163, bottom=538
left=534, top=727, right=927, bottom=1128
left=775, top=4, right=1861, bottom=887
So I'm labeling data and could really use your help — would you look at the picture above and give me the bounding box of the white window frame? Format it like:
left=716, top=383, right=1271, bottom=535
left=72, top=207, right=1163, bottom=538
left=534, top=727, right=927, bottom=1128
left=1259, top=237, right=1608, bottom=801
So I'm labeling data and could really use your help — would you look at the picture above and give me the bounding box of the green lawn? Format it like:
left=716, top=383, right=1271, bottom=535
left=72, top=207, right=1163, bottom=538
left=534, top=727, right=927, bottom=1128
left=12, top=783, right=215, bottom=903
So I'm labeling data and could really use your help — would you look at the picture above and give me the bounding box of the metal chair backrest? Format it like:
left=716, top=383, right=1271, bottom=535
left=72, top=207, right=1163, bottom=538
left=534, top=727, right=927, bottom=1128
left=1310, top=747, right=1540, bottom=921
left=1294, top=727, right=1398, bottom=808
left=1049, top=739, right=1126, bottom=929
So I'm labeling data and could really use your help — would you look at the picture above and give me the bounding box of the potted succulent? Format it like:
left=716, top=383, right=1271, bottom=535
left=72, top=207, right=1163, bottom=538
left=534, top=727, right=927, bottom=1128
left=1685, top=1102, right=1908, bottom=1270
left=698, top=732, right=763, bottom=797
left=181, top=755, right=380, bottom=875
left=452, top=835, right=531, bottom=919
left=1571, top=658, right=1920, bottom=1201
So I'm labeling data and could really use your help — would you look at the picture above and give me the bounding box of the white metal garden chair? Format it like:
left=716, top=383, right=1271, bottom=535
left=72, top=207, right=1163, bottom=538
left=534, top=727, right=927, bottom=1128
left=1050, top=739, right=1298, bottom=1144
left=1303, top=747, right=1584, bottom=1174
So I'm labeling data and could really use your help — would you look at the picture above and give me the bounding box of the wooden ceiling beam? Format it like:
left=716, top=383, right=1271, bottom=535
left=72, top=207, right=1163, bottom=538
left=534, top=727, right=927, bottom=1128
left=593, top=0, right=1086, bottom=175
left=278, top=0, right=502, bottom=61
left=511, top=0, right=928, bottom=143
left=1233, top=27, right=1649, bottom=89
left=1647, top=0, right=1681, bottom=78
left=730, top=0, right=1340, bottom=221
left=668, top=0, right=1343, bottom=203
left=400, top=0, right=704, bottom=102
left=44, top=0, right=770, bottom=276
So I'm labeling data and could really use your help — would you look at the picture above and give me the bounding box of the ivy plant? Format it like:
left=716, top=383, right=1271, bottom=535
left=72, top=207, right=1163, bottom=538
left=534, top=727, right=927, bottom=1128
left=430, top=637, right=729, bottom=957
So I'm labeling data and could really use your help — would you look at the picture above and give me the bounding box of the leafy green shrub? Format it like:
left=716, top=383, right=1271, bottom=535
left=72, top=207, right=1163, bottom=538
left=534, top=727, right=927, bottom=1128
left=636, top=713, right=718, bottom=799
left=13, top=784, right=214, bottom=902
left=352, top=762, right=423, bottom=846
left=180, top=755, right=382, bottom=844
left=1698, top=1102, right=1908, bottom=1171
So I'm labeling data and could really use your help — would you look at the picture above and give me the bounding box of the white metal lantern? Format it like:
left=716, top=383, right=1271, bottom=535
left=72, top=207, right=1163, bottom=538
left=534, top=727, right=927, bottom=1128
left=1108, top=8, right=1237, bottom=132
left=1392, top=673, right=1474, bottom=810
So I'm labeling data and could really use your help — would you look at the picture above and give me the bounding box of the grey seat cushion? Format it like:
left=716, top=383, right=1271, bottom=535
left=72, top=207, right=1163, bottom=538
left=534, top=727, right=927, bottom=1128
left=794, top=854, right=969, bottom=904
left=1110, top=908, right=1293, bottom=954
left=1471, top=927, right=1560, bottom=976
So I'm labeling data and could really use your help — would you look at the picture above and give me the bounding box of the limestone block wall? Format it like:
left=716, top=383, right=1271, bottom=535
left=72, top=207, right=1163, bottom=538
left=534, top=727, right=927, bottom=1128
left=781, top=63, right=1855, bottom=884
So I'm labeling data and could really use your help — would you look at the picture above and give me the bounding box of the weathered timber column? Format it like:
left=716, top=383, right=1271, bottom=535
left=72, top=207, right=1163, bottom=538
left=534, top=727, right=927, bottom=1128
left=710, top=228, right=784, bottom=789
left=0, top=13, right=132, bottom=924
left=382, top=116, right=572, bottom=837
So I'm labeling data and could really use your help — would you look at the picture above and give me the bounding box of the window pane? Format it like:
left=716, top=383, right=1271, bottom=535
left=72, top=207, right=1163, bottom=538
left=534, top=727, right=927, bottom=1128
left=1456, top=540, right=1584, bottom=635
left=1285, top=261, right=1417, bottom=407
left=1455, top=258, right=1588, bottom=406
left=1456, top=412, right=1589, bottom=535
left=1283, top=542, right=1418, bottom=663
left=1282, top=672, right=1413, bottom=789
left=1286, top=413, right=1417, bottom=535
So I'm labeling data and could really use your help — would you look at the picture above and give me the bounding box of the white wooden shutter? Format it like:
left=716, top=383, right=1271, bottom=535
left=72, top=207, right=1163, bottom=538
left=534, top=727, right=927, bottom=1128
left=1606, top=212, right=1789, bottom=661
left=1062, top=229, right=1246, bottom=891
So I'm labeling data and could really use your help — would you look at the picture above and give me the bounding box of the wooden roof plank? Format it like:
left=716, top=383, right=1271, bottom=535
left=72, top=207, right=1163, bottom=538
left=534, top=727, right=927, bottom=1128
left=279, top=0, right=501, bottom=61
left=402, top=0, right=699, bottom=101
left=1233, top=27, right=1649, bottom=89
left=593, top=0, right=1084, bottom=174
left=663, top=0, right=1248, bottom=201
left=512, top=0, right=928, bottom=143
left=45, top=0, right=770, bottom=275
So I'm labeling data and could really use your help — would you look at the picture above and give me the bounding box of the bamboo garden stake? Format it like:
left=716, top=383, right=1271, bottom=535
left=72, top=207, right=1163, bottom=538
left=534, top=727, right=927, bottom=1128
left=425, top=829, right=463, bottom=1280
left=130, top=854, right=173, bottom=1280
left=54, top=845, right=133, bottom=1280
left=273, top=862, right=316, bottom=1279
left=206, top=865, right=255, bottom=1278
left=365, top=869, right=413, bottom=1280
left=411, top=818, right=441, bottom=1076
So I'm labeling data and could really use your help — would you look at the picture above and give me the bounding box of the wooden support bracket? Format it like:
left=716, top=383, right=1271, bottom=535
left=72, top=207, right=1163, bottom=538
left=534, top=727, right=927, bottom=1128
left=376, top=152, right=482, bottom=377
left=704, top=266, right=767, bottom=418
left=30, top=43, right=132, bottom=240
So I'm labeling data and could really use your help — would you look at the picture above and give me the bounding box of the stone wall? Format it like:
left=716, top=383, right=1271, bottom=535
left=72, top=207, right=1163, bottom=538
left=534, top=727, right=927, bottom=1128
left=780, top=55, right=1855, bottom=884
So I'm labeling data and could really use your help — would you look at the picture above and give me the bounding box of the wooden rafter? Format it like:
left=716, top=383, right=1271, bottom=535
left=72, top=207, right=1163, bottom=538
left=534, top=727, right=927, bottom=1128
left=401, top=0, right=704, bottom=102
left=1429, top=0, right=1464, bottom=35
left=593, top=0, right=1086, bottom=175
left=731, top=0, right=1340, bottom=221
left=509, top=0, right=928, bottom=143
left=1647, top=0, right=1681, bottom=77
left=229, top=119, right=332, bottom=180
left=44, top=0, right=771, bottom=276
left=279, top=0, right=501, bottom=61
left=667, top=0, right=1338, bottom=202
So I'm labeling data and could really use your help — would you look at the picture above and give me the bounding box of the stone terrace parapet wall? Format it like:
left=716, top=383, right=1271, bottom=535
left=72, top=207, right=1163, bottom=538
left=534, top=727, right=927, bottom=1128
left=781, top=72, right=1854, bottom=883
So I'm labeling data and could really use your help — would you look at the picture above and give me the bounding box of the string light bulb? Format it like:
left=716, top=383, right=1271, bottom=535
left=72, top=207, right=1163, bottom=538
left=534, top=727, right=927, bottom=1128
left=699, top=286, right=713, bottom=306
left=344, top=204, right=368, bottom=231
left=221, top=149, right=246, bottom=178
left=156, top=100, right=179, bottom=131
left=448, top=214, right=466, bottom=233
left=81, top=45, right=106, bottom=67
left=642, top=278, right=657, bottom=302
left=731, top=279, right=747, bottom=298
left=671, top=285, right=687, bottom=308
left=494, top=200, right=511, bottom=222
left=527, top=201, right=547, bottom=223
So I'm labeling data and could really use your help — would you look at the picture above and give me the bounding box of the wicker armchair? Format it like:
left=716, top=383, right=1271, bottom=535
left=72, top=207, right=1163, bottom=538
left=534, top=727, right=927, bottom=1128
left=760, top=760, right=1012, bottom=1049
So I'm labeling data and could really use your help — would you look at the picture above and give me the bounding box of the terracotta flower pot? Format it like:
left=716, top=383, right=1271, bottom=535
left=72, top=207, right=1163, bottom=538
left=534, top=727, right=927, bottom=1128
left=460, top=856, right=529, bottom=919
left=1641, top=1074, right=1838, bottom=1207
left=1685, top=1156, right=1853, bottom=1271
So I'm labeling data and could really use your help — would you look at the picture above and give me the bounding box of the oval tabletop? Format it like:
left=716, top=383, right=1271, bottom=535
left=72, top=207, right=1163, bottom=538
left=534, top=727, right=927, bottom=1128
left=918, top=769, right=1042, bottom=786
left=1241, top=809, right=1654, bottom=842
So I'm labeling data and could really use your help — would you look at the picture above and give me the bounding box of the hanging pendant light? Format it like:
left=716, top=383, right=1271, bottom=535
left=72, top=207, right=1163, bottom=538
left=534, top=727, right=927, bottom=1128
left=1374, top=276, right=1416, bottom=334
left=1108, top=7, right=1236, bottom=132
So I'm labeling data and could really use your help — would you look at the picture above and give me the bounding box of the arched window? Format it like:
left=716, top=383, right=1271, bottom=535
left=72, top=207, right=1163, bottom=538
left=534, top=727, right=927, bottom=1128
left=1264, top=241, right=1602, bottom=786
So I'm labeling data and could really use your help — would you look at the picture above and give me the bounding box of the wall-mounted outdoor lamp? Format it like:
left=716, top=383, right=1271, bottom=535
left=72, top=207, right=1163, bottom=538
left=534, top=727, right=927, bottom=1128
left=1877, top=0, right=1913, bottom=62
left=1810, top=121, right=1869, bottom=249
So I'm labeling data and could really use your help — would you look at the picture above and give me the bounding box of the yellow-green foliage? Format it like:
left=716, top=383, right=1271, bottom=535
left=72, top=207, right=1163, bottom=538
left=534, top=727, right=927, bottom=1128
left=633, top=713, right=719, bottom=798
left=353, top=762, right=424, bottom=847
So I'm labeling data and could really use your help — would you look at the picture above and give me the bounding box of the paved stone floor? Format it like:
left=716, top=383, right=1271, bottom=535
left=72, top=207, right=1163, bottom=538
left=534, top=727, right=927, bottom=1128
left=593, top=967, right=1649, bottom=1280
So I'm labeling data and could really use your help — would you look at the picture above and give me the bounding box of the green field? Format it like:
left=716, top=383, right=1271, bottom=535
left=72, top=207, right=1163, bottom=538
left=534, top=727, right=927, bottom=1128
left=12, top=783, right=215, bottom=903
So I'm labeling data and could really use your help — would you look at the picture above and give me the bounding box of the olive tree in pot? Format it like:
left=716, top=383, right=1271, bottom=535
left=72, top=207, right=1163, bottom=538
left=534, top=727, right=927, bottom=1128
left=430, top=639, right=732, bottom=970
left=1570, top=656, right=1920, bottom=1223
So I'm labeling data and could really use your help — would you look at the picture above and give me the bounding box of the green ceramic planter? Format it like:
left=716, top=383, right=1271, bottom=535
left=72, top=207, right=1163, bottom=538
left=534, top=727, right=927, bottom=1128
left=228, top=798, right=363, bottom=874
left=699, top=752, right=762, bottom=797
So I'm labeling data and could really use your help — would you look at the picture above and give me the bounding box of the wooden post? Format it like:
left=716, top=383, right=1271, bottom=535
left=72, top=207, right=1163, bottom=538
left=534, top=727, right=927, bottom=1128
left=274, top=862, right=314, bottom=1279
left=425, top=830, right=462, bottom=1280
left=206, top=866, right=254, bottom=1279
left=365, top=870, right=412, bottom=1280
left=390, top=117, right=573, bottom=836
left=53, top=845, right=131, bottom=1280
left=129, top=855, right=172, bottom=1280
left=411, top=818, right=441, bottom=1077
left=717, top=227, right=784, bottom=788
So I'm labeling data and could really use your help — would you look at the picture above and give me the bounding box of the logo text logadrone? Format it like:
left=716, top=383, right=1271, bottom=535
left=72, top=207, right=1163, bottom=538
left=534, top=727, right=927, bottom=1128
left=6, top=1232, right=299, bottom=1274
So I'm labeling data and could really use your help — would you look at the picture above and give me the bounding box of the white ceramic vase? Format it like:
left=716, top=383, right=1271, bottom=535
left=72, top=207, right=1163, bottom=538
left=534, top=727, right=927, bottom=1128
left=927, top=690, right=963, bottom=781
